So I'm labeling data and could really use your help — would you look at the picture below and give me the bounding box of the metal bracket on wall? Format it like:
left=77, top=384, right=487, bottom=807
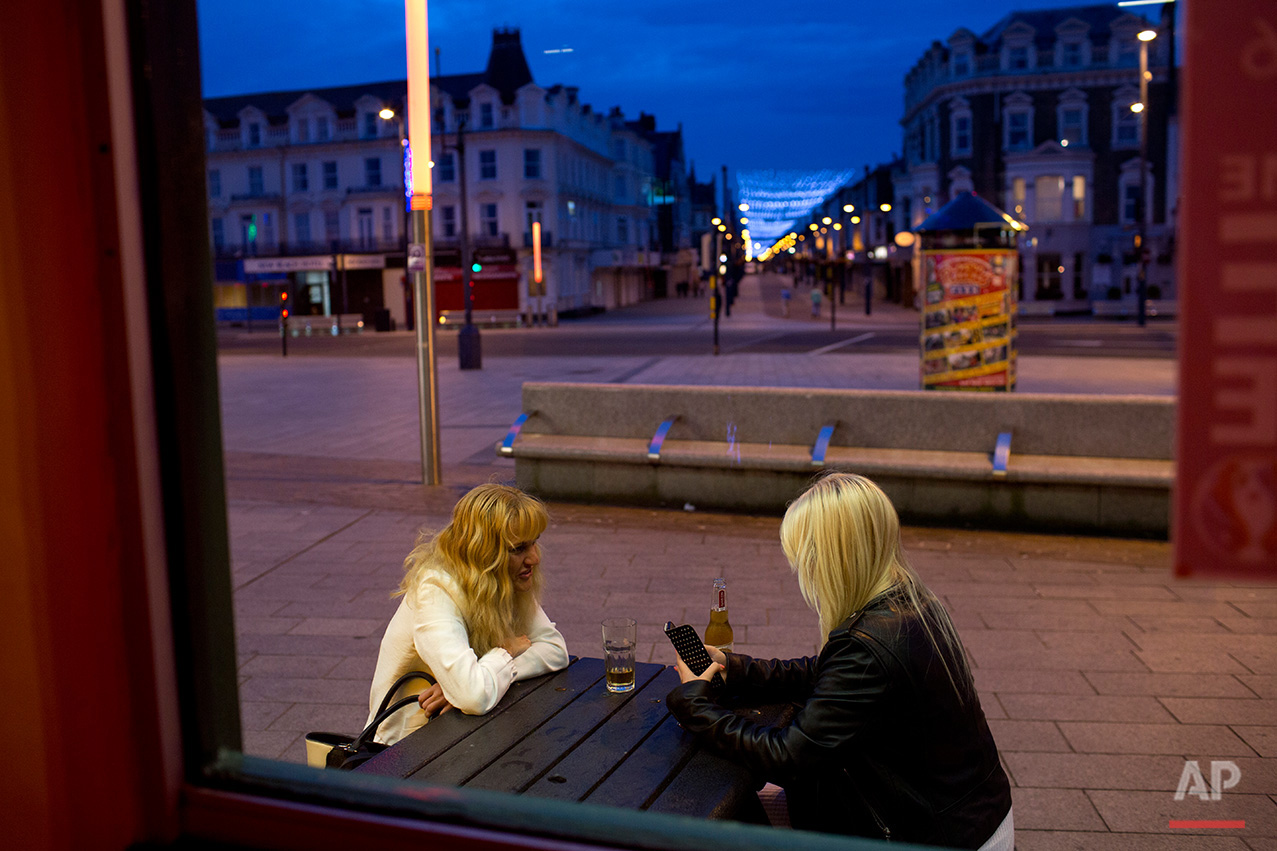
left=811, top=423, right=838, bottom=467
left=647, top=416, right=680, bottom=462
left=992, top=431, right=1012, bottom=478
left=498, top=411, right=535, bottom=456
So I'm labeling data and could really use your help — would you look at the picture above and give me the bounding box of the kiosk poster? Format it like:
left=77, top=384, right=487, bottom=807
left=920, top=249, right=1017, bottom=391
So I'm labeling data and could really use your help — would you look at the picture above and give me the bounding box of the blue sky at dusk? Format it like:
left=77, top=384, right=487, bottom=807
left=197, top=0, right=1162, bottom=176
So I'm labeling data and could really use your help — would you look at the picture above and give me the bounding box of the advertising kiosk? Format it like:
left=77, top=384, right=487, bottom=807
left=914, top=192, right=1027, bottom=391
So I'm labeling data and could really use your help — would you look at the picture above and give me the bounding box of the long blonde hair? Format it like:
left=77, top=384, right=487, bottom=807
left=780, top=473, right=973, bottom=696
left=397, top=483, right=548, bottom=656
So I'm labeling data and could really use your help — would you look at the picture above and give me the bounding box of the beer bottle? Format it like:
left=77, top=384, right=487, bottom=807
left=704, top=577, right=734, bottom=653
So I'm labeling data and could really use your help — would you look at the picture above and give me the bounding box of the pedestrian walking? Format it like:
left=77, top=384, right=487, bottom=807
left=810, top=286, right=822, bottom=317
left=780, top=287, right=792, bottom=317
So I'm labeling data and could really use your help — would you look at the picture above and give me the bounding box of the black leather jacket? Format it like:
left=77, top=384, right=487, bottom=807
left=667, top=589, right=1011, bottom=847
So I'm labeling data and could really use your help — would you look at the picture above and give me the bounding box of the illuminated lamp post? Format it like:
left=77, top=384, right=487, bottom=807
left=1132, top=27, right=1158, bottom=327
left=404, top=0, right=442, bottom=484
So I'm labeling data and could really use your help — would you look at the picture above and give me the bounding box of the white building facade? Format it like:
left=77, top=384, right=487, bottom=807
left=203, top=28, right=662, bottom=327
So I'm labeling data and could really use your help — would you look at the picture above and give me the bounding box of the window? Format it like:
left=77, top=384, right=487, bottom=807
left=363, top=112, right=378, bottom=138
left=296, top=117, right=309, bottom=143
left=1006, top=112, right=1031, bottom=150
left=382, top=207, right=394, bottom=241
left=1072, top=175, right=1087, bottom=220
left=1122, top=183, right=1141, bottom=224
left=616, top=215, right=628, bottom=243
left=950, top=100, right=972, bottom=158
left=208, top=169, right=220, bottom=198
left=322, top=161, right=338, bottom=190
left=294, top=211, right=310, bottom=245
left=1008, top=45, right=1029, bottom=70
left=324, top=209, right=340, bottom=240
left=437, top=152, right=455, bottom=182
left=1035, top=175, right=1064, bottom=221
left=612, top=139, right=625, bottom=160
left=1059, top=106, right=1086, bottom=146
left=440, top=205, right=456, bottom=238
left=240, top=213, right=255, bottom=245
left=1061, top=41, right=1083, bottom=67
left=480, top=203, right=499, bottom=237
left=523, top=148, right=541, bottom=179
left=247, top=122, right=261, bottom=147
left=1011, top=176, right=1027, bottom=217
left=1036, top=253, right=1063, bottom=298
left=1113, top=90, right=1140, bottom=148
left=211, top=216, right=224, bottom=249
left=479, top=103, right=494, bottom=129
left=615, top=174, right=627, bottom=199
left=357, top=207, right=373, bottom=247
left=952, top=52, right=970, bottom=76
left=479, top=150, right=497, bottom=180
left=248, top=165, right=263, bottom=195
left=315, top=116, right=330, bottom=141
left=292, top=163, right=308, bottom=192
left=525, top=201, right=543, bottom=234
left=365, top=157, right=381, bottom=187
left=1073, top=251, right=1086, bottom=299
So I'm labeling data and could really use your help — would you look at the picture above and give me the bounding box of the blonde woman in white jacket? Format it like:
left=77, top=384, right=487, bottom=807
left=367, top=483, right=569, bottom=745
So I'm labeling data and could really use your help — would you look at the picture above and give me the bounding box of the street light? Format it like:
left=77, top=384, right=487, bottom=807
left=435, top=105, right=481, bottom=368
left=1134, top=27, right=1157, bottom=326
left=404, top=0, right=442, bottom=484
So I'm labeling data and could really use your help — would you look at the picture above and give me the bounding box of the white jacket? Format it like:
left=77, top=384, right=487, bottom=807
left=366, top=566, right=569, bottom=745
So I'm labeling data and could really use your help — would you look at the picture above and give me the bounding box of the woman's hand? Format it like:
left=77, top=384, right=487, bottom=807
left=673, top=643, right=726, bottom=685
left=502, top=634, right=533, bottom=658
left=417, top=682, right=454, bottom=717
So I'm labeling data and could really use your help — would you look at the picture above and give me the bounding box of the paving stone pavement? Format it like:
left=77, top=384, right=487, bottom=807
left=221, top=276, right=1273, bottom=849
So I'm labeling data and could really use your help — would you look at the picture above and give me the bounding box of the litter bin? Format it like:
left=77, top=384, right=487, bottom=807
left=373, top=308, right=392, bottom=332
left=914, top=192, right=1026, bottom=391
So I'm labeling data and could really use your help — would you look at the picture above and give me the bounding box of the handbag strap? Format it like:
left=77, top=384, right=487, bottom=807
left=374, top=669, right=436, bottom=718
left=348, top=694, right=423, bottom=752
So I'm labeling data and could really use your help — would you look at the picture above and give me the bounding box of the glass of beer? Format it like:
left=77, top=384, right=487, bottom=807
left=601, top=617, right=637, bottom=693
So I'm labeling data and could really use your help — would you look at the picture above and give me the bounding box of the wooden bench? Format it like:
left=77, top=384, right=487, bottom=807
left=497, top=382, right=1175, bottom=537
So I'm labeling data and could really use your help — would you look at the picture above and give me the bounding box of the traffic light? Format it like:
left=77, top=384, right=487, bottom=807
left=471, top=262, right=482, bottom=273
left=280, top=290, right=289, bottom=319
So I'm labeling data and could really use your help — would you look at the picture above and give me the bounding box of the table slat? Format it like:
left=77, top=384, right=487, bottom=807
left=466, top=660, right=664, bottom=793
left=522, top=662, right=675, bottom=803
left=582, top=668, right=699, bottom=810
left=409, top=659, right=603, bottom=787
left=359, top=673, right=545, bottom=779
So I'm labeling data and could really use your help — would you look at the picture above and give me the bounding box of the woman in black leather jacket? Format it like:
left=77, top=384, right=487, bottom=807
left=668, top=473, right=1013, bottom=849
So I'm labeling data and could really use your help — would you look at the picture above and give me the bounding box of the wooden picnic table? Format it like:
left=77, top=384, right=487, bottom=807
left=357, top=657, right=793, bottom=823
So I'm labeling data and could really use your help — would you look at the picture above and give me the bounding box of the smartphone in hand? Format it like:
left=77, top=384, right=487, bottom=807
left=664, top=622, right=724, bottom=688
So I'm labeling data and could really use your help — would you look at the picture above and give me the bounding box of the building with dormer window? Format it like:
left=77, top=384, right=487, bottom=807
left=894, top=3, right=1176, bottom=314
left=203, top=28, right=674, bottom=327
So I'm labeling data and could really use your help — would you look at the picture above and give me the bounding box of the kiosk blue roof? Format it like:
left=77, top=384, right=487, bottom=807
left=914, top=192, right=1026, bottom=232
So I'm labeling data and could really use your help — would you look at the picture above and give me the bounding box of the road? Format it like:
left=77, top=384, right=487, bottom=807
left=217, top=272, right=1176, bottom=360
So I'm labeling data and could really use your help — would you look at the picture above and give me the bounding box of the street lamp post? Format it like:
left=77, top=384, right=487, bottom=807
left=436, top=109, right=481, bottom=369
left=404, top=0, right=442, bottom=484
left=1135, top=27, right=1157, bottom=327
left=380, top=106, right=411, bottom=330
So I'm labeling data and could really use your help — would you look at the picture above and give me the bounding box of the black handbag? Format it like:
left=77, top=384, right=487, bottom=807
left=305, top=670, right=435, bottom=771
